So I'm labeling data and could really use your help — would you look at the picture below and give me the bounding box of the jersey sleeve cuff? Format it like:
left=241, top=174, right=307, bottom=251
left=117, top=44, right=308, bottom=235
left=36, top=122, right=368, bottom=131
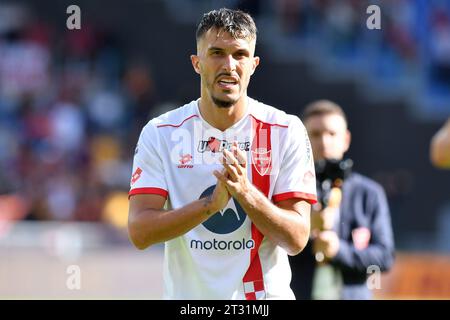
left=272, top=191, right=317, bottom=204
left=129, top=187, right=168, bottom=199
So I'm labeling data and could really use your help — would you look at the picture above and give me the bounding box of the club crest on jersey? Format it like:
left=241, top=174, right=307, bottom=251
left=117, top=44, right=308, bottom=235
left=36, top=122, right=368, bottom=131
left=251, top=147, right=272, bottom=176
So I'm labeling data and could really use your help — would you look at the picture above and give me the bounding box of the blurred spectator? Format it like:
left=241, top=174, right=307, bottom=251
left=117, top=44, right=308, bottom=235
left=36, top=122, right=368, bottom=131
left=275, top=0, right=302, bottom=34
left=0, top=26, right=51, bottom=103
left=123, top=60, right=159, bottom=138
left=289, top=100, right=395, bottom=300
left=383, top=0, right=417, bottom=62
left=430, top=7, right=450, bottom=87
left=85, top=89, right=127, bottom=135
left=324, top=0, right=360, bottom=54
left=48, top=101, right=85, bottom=154
left=0, top=169, right=28, bottom=222
left=45, top=172, right=78, bottom=220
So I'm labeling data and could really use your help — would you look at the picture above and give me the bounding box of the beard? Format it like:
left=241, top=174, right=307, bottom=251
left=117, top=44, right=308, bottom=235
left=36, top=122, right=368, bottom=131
left=211, top=95, right=237, bottom=108
left=204, top=74, right=241, bottom=108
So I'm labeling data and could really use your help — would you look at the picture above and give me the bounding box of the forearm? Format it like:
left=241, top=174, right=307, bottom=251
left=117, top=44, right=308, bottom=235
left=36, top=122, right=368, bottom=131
left=128, top=197, right=216, bottom=249
left=332, top=240, right=395, bottom=273
left=235, top=185, right=310, bottom=255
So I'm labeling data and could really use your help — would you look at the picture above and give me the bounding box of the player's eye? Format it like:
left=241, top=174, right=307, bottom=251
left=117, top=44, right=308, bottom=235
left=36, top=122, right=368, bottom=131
left=234, top=51, right=248, bottom=59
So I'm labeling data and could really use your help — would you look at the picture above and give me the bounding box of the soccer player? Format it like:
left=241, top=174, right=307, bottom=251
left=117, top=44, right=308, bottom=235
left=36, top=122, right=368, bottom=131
left=128, top=8, right=316, bottom=300
left=430, top=118, right=450, bottom=169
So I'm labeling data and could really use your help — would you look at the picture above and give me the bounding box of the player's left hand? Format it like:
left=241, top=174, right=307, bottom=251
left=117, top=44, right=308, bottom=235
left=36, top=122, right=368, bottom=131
left=213, top=141, right=251, bottom=199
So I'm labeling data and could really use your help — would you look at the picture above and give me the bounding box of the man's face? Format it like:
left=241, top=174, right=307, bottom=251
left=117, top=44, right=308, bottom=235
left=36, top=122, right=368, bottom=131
left=305, top=113, right=351, bottom=162
left=191, top=28, right=260, bottom=108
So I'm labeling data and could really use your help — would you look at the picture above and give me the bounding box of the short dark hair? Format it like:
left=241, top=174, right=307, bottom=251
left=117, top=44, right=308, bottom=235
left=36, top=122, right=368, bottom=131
left=302, top=100, right=348, bottom=125
left=196, top=8, right=257, bottom=42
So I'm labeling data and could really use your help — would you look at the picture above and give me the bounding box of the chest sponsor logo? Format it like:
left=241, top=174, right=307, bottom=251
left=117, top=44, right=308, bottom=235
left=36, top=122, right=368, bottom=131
left=199, top=185, right=247, bottom=234
left=190, top=238, right=255, bottom=250
left=198, top=137, right=250, bottom=153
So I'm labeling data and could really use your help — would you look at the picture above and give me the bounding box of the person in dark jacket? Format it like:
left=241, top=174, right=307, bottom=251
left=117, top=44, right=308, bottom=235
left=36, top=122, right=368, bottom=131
left=289, top=100, right=395, bottom=300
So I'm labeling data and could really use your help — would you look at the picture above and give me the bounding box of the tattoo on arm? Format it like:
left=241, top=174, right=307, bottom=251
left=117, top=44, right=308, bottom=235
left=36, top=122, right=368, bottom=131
left=202, top=195, right=214, bottom=216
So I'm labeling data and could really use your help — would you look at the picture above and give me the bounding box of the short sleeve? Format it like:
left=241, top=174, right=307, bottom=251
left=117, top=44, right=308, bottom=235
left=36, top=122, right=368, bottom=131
left=272, top=117, right=317, bottom=204
left=129, top=123, right=168, bottom=199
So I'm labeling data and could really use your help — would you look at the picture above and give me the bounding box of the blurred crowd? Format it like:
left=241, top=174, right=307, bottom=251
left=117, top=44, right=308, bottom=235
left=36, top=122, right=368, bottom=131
left=220, top=0, right=450, bottom=110
left=272, top=0, right=450, bottom=107
left=1, top=0, right=449, bottom=226
left=0, top=4, right=159, bottom=225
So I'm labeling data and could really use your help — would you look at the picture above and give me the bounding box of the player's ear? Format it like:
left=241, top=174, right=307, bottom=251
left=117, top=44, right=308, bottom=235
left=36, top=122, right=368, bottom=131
left=344, top=130, right=351, bottom=153
left=251, top=56, right=260, bottom=75
left=191, top=55, right=201, bottom=74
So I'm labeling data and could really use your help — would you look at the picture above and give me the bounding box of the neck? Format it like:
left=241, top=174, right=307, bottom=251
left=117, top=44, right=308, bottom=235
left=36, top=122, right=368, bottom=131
left=198, top=94, right=248, bottom=131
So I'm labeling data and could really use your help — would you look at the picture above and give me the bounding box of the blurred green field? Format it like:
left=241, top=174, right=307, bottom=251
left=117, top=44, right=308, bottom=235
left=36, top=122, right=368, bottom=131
left=0, top=222, right=164, bottom=299
left=2, top=222, right=450, bottom=300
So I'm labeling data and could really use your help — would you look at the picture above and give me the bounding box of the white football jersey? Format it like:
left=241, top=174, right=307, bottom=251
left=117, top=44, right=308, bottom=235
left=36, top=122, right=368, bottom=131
left=129, top=97, right=317, bottom=300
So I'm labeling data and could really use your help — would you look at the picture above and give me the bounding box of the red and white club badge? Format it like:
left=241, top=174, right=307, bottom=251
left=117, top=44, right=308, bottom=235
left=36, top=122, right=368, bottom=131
left=352, top=227, right=371, bottom=250
left=251, top=148, right=272, bottom=176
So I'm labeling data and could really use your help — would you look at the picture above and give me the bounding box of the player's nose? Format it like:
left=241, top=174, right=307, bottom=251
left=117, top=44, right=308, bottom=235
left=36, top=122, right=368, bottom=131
left=222, top=54, right=237, bottom=72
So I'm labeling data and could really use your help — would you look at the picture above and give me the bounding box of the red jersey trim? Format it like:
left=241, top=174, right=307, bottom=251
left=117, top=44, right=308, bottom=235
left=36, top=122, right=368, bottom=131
left=272, top=191, right=317, bottom=204
left=249, top=114, right=289, bottom=128
left=128, top=187, right=168, bottom=199
left=156, top=115, right=199, bottom=128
